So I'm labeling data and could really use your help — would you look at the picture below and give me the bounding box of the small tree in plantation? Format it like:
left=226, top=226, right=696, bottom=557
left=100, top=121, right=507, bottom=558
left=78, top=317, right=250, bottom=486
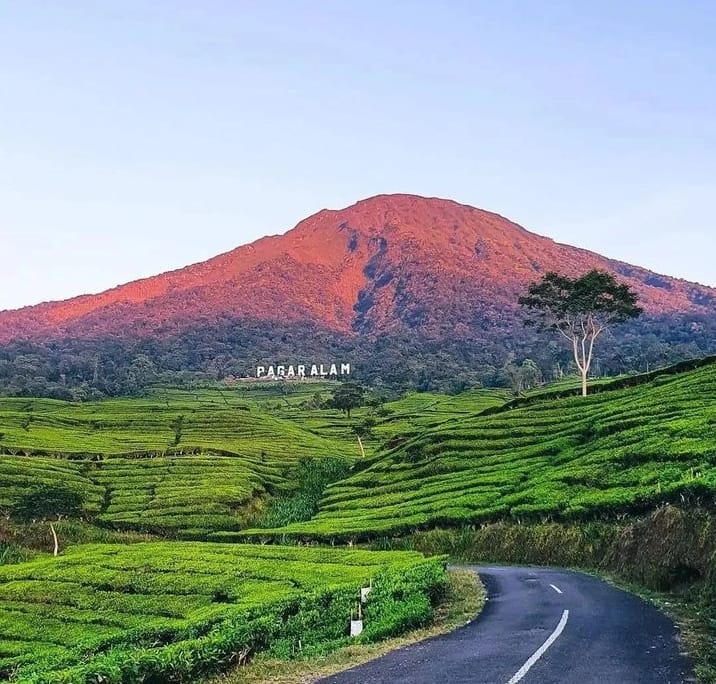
left=352, top=416, right=377, bottom=458
left=11, top=484, right=85, bottom=556
left=501, top=358, right=543, bottom=396
left=519, top=270, right=642, bottom=396
left=331, top=383, right=365, bottom=418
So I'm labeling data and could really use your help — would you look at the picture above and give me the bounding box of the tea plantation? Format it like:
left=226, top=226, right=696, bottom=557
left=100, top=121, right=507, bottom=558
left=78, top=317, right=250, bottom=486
left=289, top=388, right=507, bottom=445
left=5, top=366, right=716, bottom=680
left=0, top=543, right=446, bottom=683
left=0, top=388, right=359, bottom=537
left=0, top=389, right=352, bottom=460
left=260, top=361, right=716, bottom=540
left=0, top=385, right=504, bottom=538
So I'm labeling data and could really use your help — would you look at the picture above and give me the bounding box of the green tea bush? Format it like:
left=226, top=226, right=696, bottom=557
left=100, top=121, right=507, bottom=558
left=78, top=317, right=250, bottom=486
left=361, top=559, right=448, bottom=642
left=0, top=542, right=446, bottom=683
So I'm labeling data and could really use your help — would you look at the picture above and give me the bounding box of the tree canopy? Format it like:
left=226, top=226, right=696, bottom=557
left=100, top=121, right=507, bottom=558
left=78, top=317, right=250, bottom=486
left=11, top=484, right=85, bottom=523
left=520, top=270, right=642, bottom=395
left=3, top=307, right=716, bottom=399
left=331, top=383, right=365, bottom=418
left=501, top=358, right=543, bottom=396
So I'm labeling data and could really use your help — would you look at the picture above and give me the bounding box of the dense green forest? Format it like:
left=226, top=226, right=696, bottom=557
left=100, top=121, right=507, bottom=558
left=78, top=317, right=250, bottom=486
left=2, top=312, right=716, bottom=399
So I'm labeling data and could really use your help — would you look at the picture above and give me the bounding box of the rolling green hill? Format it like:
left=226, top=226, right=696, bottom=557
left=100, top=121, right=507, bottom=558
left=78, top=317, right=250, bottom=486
left=274, top=387, right=508, bottom=446
left=254, top=361, right=716, bottom=540
left=0, top=389, right=351, bottom=459
left=0, top=384, right=505, bottom=457
left=0, top=385, right=506, bottom=538
left=0, top=388, right=357, bottom=538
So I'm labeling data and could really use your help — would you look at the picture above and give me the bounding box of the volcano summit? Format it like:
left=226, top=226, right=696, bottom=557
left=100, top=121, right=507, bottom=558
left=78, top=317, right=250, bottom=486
left=2, top=194, right=716, bottom=394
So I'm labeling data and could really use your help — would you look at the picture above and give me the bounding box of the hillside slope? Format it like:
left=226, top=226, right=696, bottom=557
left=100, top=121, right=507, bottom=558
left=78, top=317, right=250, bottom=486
left=254, top=360, right=716, bottom=540
left=2, top=194, right=715, bottom=343
left=0, top=388, right=358, bottom=537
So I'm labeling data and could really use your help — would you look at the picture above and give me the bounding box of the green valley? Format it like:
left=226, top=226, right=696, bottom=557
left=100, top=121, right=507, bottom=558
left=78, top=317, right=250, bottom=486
left=0, top=384, right=505, bottom=538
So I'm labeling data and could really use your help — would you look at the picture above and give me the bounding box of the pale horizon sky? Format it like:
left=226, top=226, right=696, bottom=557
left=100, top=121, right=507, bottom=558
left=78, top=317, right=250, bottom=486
left=2, top=1, right=715, bottom=311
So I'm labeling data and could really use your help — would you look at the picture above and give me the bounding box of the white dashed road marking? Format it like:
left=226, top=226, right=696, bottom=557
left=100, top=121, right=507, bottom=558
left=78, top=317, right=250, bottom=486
left=506, top=610, right=570, bottom=684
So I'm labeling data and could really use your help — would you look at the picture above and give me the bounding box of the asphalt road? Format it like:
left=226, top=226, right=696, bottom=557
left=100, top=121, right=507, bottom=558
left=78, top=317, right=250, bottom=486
left=320, top=566, right=694, bottom=684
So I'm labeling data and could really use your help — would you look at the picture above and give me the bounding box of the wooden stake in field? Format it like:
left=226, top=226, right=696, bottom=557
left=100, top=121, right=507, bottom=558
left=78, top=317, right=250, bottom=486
left=49, top=521, right=59, bottom=557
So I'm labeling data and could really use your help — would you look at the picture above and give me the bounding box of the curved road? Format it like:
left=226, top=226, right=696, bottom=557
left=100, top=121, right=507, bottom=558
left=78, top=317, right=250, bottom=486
left=320, top=566, right=694, bottom=684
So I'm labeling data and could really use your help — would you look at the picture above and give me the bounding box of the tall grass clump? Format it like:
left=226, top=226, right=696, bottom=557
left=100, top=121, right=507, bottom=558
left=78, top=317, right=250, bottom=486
left=253, top=458, right=352, bottom=529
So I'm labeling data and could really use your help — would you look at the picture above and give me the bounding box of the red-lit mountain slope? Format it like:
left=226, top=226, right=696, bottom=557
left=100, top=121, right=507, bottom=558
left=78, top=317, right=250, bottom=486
left=2, top=194, right=714, bottom=343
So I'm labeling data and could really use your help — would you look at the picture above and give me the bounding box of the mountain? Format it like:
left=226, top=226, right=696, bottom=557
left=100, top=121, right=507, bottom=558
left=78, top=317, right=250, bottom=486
left=2, top=194, right=715, bottom=342
left=2, top=194, right=716, bottom=396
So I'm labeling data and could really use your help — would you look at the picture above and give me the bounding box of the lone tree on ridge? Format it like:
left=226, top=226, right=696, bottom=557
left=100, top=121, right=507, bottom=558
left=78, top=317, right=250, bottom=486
left=519, top=270, right=642, bottom=396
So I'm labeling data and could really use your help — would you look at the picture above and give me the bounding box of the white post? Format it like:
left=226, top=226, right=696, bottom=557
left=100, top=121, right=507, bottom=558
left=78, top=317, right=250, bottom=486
left=350, top=603, right=364, bottom=637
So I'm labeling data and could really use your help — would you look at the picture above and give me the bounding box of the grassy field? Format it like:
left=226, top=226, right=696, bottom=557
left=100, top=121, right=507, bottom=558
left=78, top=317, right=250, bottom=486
left=0, top=543, right=446, bottom=683
left=253, top=361, right=716, bottom=540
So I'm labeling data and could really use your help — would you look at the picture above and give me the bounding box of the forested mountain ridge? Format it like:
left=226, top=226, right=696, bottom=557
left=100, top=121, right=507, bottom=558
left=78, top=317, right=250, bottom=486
left=3, top=194, right=716, bottom=341
left=3, top=194, right=716, bottom=397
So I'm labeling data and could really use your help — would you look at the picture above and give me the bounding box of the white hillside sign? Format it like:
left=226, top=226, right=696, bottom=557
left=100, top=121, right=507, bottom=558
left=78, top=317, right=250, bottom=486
left=256, top=363, right=351, bottom=379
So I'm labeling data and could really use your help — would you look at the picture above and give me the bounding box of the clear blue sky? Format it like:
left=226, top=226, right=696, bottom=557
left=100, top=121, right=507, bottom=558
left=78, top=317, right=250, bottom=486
left=2, top=1, right=715, bottom=311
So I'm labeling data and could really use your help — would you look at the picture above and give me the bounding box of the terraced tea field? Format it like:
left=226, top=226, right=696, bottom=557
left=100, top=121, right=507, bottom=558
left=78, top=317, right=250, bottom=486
left=0, top=457, right=104, bottom=520
left=259, top=362, right=716, bottom=540
left=93, top=456, right=281, bottom=536
left=0, top=389, right=352, bottom=460
left=0, top=543, right=445, bottom=682
left=0, top=388, right=355, bottom=536
left=0, top=452, right=282, bottom=537
left=274, top=388, right=508, bottom=446
left=0, top=385, right=506, bottom=537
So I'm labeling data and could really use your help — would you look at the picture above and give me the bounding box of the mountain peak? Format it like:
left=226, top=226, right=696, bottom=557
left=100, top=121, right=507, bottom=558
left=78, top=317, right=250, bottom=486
left=1, top=195, right=715, bottom=344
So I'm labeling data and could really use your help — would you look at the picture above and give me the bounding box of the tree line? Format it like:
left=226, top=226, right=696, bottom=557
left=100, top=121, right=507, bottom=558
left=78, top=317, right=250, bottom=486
left=1, top=303, right=715, bottom=400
